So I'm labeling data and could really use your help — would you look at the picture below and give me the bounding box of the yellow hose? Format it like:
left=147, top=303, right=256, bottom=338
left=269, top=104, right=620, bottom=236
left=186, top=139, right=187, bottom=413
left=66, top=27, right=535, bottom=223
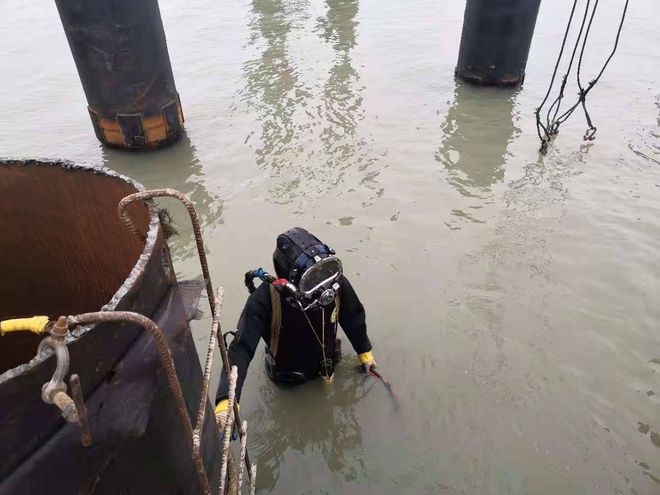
left=0, top=316, right=49, bottom=336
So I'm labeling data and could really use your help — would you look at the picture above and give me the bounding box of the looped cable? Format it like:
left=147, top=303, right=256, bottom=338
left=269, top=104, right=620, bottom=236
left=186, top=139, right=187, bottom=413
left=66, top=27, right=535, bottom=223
left=584, top=127, right=597, bottom=141
left=535, top=0, right=629, bottom=153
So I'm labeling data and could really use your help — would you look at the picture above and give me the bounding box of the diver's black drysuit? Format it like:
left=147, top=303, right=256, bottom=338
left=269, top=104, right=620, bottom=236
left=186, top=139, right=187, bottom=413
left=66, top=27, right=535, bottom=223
left=215, top=275, right=371, bottom=404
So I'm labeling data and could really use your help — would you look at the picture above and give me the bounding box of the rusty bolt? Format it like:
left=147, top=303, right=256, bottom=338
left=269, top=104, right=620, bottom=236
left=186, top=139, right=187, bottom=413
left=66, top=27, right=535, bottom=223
left=50, top=316, right=69, bottom=338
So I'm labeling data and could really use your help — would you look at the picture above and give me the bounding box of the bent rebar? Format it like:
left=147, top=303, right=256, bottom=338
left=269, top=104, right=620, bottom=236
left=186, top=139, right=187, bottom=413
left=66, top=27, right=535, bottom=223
left=117, top=189, right=252, bottom=476
left=194, top=288, right=224, bottom=450
left=67, top=311, right=212, bottom=495
left=219, top=366, right=238, bottom=495
left=237, top=420, right=248, bottom=492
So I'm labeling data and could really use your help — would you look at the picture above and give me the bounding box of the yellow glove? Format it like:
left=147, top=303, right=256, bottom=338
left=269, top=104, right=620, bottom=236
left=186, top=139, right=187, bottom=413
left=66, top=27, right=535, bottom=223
left=214, top=399, right=239, bottom=431
left=214, top=399, right=229, bottom=429
left=358, top=351, right=376, bottom=372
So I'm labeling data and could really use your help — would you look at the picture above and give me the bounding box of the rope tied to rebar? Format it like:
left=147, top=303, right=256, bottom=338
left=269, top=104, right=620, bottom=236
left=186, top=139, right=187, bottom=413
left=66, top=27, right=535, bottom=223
left=535, top=0, right=629, bottom=154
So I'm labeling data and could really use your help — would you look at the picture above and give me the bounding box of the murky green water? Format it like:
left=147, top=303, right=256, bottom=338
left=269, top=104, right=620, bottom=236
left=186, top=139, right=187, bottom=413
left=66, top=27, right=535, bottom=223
left=2, top=0, right=659, bottom=493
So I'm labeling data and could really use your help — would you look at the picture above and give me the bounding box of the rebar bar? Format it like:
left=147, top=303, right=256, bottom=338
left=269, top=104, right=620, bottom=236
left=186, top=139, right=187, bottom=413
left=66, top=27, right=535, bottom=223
left=70, top=374, right=92, bottom=447
left=117, top=189, right=216, bottom=313
left=219, top=366, right=238, bottom=495
left=194, top=288, right=224, bottom=449
left=249, top=464, right=257, bottom=495
left=67, top=311, right=212, bottom=495
left=117, top=189, right=251, bottom=475
left=237, top=421, right=248, bottom=492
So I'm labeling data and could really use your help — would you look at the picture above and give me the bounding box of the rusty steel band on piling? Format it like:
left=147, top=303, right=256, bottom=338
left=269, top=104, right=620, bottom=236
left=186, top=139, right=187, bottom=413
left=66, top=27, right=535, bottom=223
left=67, top=311, right=213, bottom=495
left=117, top=189, right=253, bottom=476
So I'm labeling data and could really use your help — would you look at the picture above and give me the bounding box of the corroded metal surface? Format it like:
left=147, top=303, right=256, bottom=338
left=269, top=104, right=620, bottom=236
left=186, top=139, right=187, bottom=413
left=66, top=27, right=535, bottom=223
left=0, top=160, right=168, bottom=481
left=0, top=160, right=225, bottom=494
left=68, top=310, right=212, bottom=495
left=70, top=374, right=92, bottom=447
left=0, top=283, right=223, bottom=494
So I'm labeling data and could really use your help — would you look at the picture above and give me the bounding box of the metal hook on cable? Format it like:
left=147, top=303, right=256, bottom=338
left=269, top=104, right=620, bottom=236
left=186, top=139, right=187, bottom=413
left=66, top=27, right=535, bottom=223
left=583, top=126, right=597, bottom=141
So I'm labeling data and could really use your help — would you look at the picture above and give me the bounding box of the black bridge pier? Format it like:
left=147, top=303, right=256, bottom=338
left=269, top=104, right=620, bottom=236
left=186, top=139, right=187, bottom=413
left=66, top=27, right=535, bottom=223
left=55, top=0, right=184, bottom=149
left=455, top=0, right=542, bottom=87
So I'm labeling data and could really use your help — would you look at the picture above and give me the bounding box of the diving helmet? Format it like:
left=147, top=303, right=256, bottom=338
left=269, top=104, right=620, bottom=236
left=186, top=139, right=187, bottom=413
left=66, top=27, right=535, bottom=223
left=273, top=227, right=342, bottom=307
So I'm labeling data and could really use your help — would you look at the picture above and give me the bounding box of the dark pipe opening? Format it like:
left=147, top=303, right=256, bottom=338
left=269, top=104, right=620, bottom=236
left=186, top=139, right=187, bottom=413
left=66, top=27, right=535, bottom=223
left=0, top=160, right=150, bottom=374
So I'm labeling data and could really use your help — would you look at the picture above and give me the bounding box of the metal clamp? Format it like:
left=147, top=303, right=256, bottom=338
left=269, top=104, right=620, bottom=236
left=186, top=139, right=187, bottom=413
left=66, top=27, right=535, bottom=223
left=38, top=326, right=92, bottom=447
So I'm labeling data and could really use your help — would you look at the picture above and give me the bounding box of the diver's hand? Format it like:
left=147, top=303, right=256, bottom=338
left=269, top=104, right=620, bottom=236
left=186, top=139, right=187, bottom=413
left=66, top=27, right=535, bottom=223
left=214, top=399, right=239, bottom=440
left=358, top=351, right=376, bottom=373
left=214, top=399, right=230, bottom=430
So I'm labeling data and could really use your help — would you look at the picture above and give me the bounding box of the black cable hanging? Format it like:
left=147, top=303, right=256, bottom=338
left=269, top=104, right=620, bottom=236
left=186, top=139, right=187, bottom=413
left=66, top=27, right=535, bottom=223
left=535, top=0, right=629, bottom=154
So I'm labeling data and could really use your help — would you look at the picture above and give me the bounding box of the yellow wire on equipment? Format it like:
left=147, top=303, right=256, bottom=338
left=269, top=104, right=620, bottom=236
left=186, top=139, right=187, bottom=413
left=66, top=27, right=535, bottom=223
left=0, top=316, right=49, bottom=336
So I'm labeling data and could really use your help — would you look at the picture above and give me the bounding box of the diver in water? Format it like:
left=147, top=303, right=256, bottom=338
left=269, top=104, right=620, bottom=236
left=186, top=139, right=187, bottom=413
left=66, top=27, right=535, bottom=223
left=214, top=227, right=375, bottom=427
